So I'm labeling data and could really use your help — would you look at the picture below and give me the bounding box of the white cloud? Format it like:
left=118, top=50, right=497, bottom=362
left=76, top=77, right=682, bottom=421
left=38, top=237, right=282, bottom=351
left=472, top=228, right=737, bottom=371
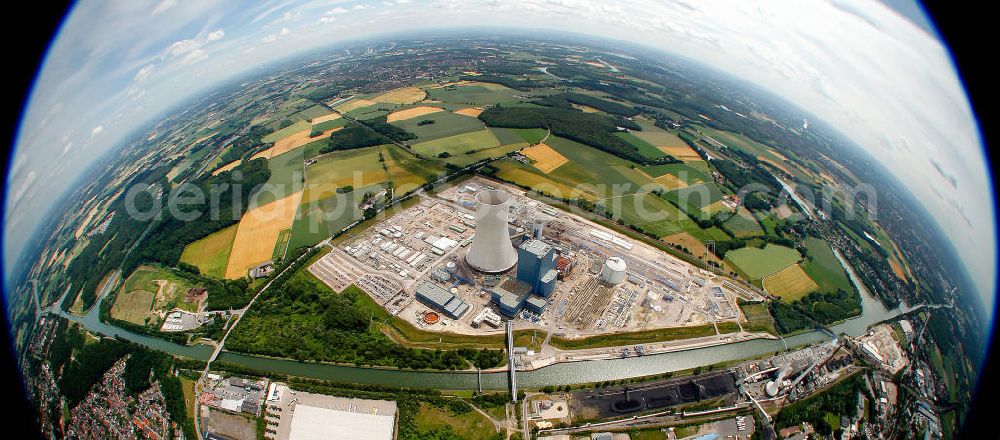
left=353, top=4, right=370, bottom=10
left=181, top=48, right=208, bottom=65
left=261, top=34, right=278, bottom=43
left=326, top=7, right=348, bottom=15
left=280, top=27, right=291, bottom=35
left=90, top=125, right=104, bottom=138
left=207, top=29, right=225, bottom=41
left=319, top=16, right=336, bottom=23
left=133, top=64, right=155, bottom=82
left=151, top=0, right=177, bottom=15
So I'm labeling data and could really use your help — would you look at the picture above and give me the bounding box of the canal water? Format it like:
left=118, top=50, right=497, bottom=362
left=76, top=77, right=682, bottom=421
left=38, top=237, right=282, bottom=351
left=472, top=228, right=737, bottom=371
left=57, top=250, right=916, bottom=390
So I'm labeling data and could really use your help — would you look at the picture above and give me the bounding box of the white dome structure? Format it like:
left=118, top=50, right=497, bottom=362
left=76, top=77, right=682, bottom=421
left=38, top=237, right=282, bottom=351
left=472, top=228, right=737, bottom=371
left=465, top=190, right=518, bottom=273
left=601, top=257, right=627, bottom=285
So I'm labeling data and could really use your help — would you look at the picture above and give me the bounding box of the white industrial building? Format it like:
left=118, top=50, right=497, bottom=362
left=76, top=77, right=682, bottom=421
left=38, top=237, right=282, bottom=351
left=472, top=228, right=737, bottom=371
left=288, top=405, right=395, bottom=440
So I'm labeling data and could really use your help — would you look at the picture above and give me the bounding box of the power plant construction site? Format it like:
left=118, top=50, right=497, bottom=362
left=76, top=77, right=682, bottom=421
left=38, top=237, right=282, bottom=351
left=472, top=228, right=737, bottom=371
left=307, top=176, right=769, bottom=364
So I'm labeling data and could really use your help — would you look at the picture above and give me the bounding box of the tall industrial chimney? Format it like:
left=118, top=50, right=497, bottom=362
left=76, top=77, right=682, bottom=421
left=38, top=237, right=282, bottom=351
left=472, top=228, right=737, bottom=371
left=466, top=190, right=518, bottom=273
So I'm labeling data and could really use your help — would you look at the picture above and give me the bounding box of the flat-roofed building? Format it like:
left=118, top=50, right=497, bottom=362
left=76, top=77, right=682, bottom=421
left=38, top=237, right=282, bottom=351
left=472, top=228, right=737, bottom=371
left=288, top=404, right=394, bottom=440
left=414, top=282, right=469, bottom=319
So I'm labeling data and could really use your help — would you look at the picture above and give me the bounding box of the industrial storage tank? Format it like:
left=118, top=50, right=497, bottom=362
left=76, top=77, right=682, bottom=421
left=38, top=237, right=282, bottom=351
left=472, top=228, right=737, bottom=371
left=465, top=190, right=518, bottom=273
left=601, top=257, right=627, bottom=285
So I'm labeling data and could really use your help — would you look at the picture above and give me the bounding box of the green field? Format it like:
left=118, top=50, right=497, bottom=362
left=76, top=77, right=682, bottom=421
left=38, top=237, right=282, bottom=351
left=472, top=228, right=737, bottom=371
left=614, top=192, right=698, bottom=238
left=302, top=146, right=388, bottom=204
left=413, top=403, right=496, bottom=439
left=800, top=237, right=853, bottom=293
left=616, top=132, right=666, bottom=159
left=725, top=244, right=802, bottom=280
left=292, top=105, right=333, bottom=121
left=663, top=182, right=724, bottom=216
left=426, top=84, right=524, bottom=105
left=491, top=127, right=547, bottom=145
left=549, top=323, right=736, bottom=350
left=262, top=120, right=310, bottom=143
left=253, top=148, right=304, bottom=206
left=724, top=208, right=764, bottom=237
left=288, top=183, right=384, bottom=251
left=311, top=117, right=347, bottom=133
left=641, top=163, right=711, bottom=183
left=392, top=111, right=485, bottom=142
left=382, top=145, right=447, bottom=192
left=632, top=119, right=688, bottom=147
left=411, top=130, right=501, bottom=162
left=272, top=229, right=292, bottom=260
left=739, top=301, right=777, bottom=334
left=179, top=224, right=238, bottom=279
left=112, top=265, right=201, bottom=324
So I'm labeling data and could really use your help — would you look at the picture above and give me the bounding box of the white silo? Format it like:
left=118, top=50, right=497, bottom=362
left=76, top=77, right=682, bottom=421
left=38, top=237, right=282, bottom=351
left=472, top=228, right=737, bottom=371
left=465, top=190, right=518, bottom=273
left=601, top=257, right=627, bottom=285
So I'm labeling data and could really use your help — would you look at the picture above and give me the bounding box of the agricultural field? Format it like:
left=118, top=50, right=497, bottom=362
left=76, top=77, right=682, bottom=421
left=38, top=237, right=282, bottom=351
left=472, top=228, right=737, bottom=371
left=411, top=129, right=501, bottom=160
left=763, top=264, right=819, bottom=301
left=224, top=191, right=303, bottom=279
left=632, top=119, right=701, bottom=161
left=725, top=244, right=802, bottom=280
left=370, top=86, right=425, bottom=104
left=453, top=107, right=483, bottom=117
left=493, top=159, right=598, bottom=202
left=111, top=265, right=201, bottom=324
left=614, top=192, right=698, bottom=238
left=662, top=182, right=725, bottom=216
left=256, top=147, right=305, bottom=206
left=301, top=146, right=388, bottom=204
left=178, top=224, right=238, bottom=279
left=641, top=162, right=711, bottom=189
left=490, top=127, right=547, bottom=145
left=521, top=143, right=568, bottom=173
left=739, top=301, right=777, bottom=334
left=382, top=145, right=446, bottom=192
left=270, top=127, right=341, bottom=157
left=615, top=132, right=666, bottom=160
left=385, top=105, right=443, bottom=122
left=288, top=183, right=385, bottom=251
left=425, top=83, right=523, bottom=106
left=392, top=110, right=486, bottom=142
left=262, top=119, right=311, bottom=143
left=724, top=208, right=764, bottom=237
left=412, top=403, right=496, bottom=440
left=800, top=236, right=853, bottom=293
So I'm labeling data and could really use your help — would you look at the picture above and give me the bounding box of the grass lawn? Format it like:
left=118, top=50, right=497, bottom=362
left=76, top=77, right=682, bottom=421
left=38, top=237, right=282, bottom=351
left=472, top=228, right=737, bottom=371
left=549, top=323, right=734, bottom=350
left=181, top=378, right=197, bottom=424
left=179, top=224, right=238, bottom=279
left=800, top=237, right=853, bottom=293
left=109, top=289, right=155, bottom=325
left=724, top=244, right=801, bottom=280
left=413, top=403, right=497, bottom=439
left=392, top=111, right=486, bottom=142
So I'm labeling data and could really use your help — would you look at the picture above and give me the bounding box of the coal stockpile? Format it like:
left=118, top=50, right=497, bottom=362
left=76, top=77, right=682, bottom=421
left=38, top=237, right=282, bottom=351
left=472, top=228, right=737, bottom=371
left=577, top=372, right=737, bottom=418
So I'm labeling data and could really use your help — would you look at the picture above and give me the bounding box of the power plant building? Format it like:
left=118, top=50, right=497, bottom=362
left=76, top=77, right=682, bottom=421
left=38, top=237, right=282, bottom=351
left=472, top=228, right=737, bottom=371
left=415, top=282, right=469, bottom=319
left=516, top=239, right=558, bottom=298
left=465, top=190, right=518, bottom=273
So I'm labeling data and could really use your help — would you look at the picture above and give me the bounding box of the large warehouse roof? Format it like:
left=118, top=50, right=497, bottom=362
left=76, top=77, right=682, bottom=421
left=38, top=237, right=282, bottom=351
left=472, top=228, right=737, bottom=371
left=288, top=404, right=394, bottom=440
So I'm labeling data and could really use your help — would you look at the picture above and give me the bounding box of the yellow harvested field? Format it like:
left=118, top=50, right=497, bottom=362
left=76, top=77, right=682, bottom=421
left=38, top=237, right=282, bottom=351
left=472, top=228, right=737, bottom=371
left=453, top=107, right=483, bottom=117
left=372, top=87, right=426, bottom=104
left=270, top=127, right=341, bottom=158
left=571, top=104, right=601, bottom=113
left=758, top=156, right=794, bottom=175
left=212, top=160, right=241, bottom=176
left=249, top=148, right=273, bottom=161
left=310, top=112, right=341, bottom=124
left=763, top=264, right=818, bottom=301
left=659, top=145, right=702, bottom=161
left=654, top=173, right=689, bottom=190
left=333, top=98, right=377, bottom=113
left=224, top=192, right=303, bottom=279
left=386, top=106, right=444, bottom=122
left=522, top=143, right=569, bottom=173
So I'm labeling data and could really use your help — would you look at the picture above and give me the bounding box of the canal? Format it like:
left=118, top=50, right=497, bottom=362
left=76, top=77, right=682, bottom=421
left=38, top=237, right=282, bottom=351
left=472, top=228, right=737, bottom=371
left=57, top=250, right=915, bottom=390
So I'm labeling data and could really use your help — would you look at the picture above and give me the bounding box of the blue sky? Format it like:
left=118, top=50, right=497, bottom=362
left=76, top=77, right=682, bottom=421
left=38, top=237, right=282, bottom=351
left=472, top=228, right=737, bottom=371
left=5, top=0, right=993, bottom=310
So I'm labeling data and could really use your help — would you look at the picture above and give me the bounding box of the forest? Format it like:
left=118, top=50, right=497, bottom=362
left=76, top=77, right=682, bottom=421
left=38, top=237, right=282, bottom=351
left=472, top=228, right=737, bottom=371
left=320, top=117, right=417, bottom=153
left=225, top=270, right=502, bottom=370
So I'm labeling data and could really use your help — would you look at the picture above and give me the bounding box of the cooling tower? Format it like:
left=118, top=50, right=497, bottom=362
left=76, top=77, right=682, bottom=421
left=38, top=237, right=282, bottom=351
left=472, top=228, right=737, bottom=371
left=465, top=190, right=518, bottom=273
